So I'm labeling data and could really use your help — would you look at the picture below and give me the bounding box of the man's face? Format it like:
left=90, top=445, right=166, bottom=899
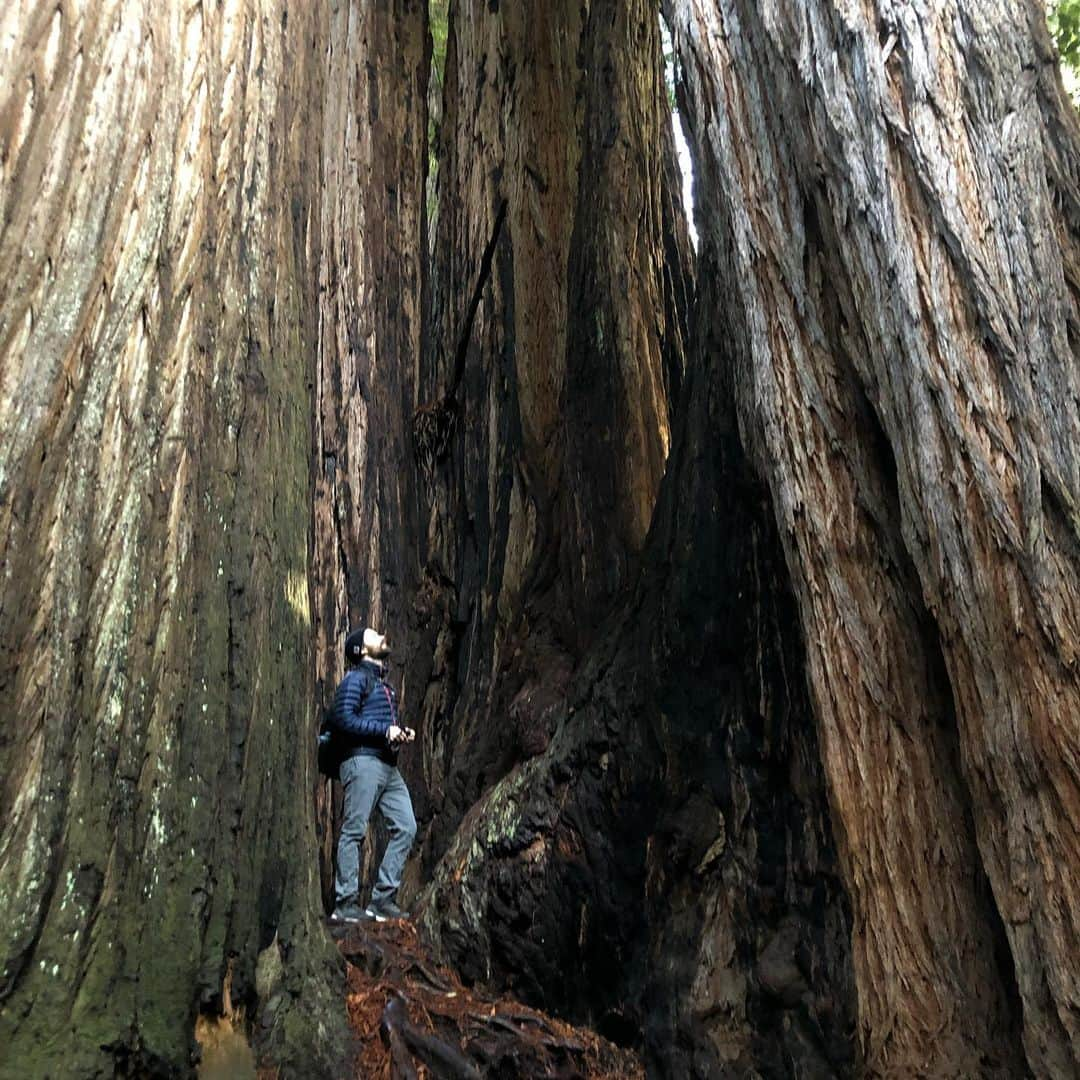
left=369, top=633, right=392, bottom=659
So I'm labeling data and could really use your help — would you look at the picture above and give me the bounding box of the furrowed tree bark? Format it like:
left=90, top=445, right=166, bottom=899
left=417, top=267, right=860, bottom=1076
left=407, top=0, right=689, bottom=892
left=4, top=0, right=1077, bottom=1077
left=668, top=0, right=1080, bottom=1074
left=0, top=3, right=343, bottom=1074
left=411, top=3, right=858, bottom=1076
left=311, top=0, right=428, bottom=913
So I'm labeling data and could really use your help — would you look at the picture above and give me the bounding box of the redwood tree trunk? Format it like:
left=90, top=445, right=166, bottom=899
left=668, top=0, right=1080, bottom=1074
left=410, top=2, right=858, bottom=1076
left=415, top=1, right=1080, bottom=1077
left=0, top=4, right=342, bottom=1074
left=415, top=267, right=860, bottom=1076
left=405, top=0, right=691, bottom=893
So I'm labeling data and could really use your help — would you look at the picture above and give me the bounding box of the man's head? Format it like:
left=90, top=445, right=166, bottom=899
left=344, top=627, right=392, bottom=665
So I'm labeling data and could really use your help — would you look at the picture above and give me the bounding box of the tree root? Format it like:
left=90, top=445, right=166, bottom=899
left=334, top=920, right=642, bottom=1078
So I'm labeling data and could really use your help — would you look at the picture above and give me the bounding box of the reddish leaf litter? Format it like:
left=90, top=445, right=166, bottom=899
left=330, top=919, right=643, bottom=1079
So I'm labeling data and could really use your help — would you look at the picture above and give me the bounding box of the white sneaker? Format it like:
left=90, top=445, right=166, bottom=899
left=365, top=899, right=410, bottom=921
left=330, top=901, right=365, bottom=923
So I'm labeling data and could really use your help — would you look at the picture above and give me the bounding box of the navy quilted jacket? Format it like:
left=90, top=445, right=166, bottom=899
left=330, top=660, right=400, bottom=763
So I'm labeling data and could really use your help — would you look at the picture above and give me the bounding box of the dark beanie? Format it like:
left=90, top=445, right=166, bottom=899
left=344, top=629, right=365, bottom=663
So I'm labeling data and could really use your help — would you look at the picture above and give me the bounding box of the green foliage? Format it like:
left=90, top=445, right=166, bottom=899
left=1050, top=1, right=1080, bottom=74
left=430, top=0, right=449, bottom=90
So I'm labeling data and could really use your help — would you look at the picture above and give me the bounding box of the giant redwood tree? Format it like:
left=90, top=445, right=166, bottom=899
left=0, top=3, right=344, bottom=1074
left=664, top=0, right=1080, bottom=1073
left=404, top=0, right=692, bottom=891
left=1, top=0, right=1078, bottom=1077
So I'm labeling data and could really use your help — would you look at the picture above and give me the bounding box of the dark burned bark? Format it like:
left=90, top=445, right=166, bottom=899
left=311, top=0, right=428, bottom=913
left=410, top=3, right=857, bottom=1077
left=667, top=0, right=1080, bottom=1075
left=406, top=0, right=691, bottom=897
left=417, top=300, right=859, bottom=1076
left=0, top=4, right=342, bottom=1075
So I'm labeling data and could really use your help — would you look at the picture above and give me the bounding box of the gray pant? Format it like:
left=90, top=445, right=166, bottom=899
left=335, top=755, right=417, bottom=906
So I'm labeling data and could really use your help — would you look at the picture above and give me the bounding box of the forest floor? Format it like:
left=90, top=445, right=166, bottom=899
left=327, top=919, right=643, bottom=1079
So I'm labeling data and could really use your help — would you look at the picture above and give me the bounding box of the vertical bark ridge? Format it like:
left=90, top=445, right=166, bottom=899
left=558, top=0, right=691, bottom=633
left=410, top=0, right=689, bottom=892
left=0, top=4, right=343, bottom=1074
left=670, top=0, right=1080, bottom=1073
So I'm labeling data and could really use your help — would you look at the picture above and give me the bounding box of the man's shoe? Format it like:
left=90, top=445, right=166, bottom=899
left=330, top=901, right=366, bottom=923
left=364, top=899, right=410, bottom=922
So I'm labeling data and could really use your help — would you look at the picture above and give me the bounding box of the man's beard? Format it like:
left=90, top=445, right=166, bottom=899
left=367, top=648, right=392, bottom=669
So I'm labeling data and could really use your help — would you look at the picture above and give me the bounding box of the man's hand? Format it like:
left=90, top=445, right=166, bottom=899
left=387, top=725, right=415, bottom=745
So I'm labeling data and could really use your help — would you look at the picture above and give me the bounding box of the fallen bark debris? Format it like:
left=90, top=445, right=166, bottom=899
left=332, top=921, right=643, bottom=1079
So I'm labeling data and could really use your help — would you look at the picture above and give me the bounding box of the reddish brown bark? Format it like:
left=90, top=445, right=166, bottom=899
left=407, top=0, right=691, bottom=885
left=669, top=0, right=1080, bottom=1073
left=3, top=2, right=1076, bottom=1077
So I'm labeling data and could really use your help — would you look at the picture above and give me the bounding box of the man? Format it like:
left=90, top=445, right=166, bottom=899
left=329, top=627, right=417, bottom=923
